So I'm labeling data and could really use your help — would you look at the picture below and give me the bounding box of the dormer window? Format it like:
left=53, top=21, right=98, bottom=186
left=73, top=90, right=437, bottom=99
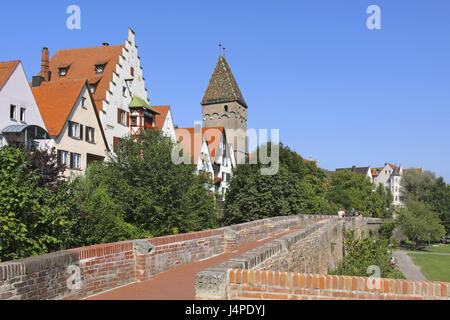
left=89, top=83, right=97, bottom=94
left=95, top=64, right=105, bottom=75
left=59, top=67, right=68, bottom=77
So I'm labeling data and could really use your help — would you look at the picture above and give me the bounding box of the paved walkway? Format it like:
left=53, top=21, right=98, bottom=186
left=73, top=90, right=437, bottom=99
left=392, top=250, right=427, bottom=281
left=86, top=227, right=303, bottom=300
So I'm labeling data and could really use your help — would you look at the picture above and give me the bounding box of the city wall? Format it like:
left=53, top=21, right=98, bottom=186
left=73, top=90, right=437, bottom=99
left=0, top=214, right=328, bottom=300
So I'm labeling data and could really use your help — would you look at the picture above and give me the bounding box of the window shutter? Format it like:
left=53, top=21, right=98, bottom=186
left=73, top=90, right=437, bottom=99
left=130, top=67, right=134, bottom=77
left=118, top=108, right=121, bottom=124
left=127, top=112, right=130, bottom=127
left=113, top=137, right=118, bottom=152
left=80, top=125, right=84, bottom=140
left=57, top=150, right=61, bottom=165
left=68, top=122, right=73, bottom=137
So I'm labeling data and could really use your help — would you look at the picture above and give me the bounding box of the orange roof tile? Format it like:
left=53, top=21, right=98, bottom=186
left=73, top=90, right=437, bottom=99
left=47, top=45, right=125, bottom=112
left=0, top=60, right=20, bottom=91
left=32, top=80, right=86, bottom=136
left=152, top=105, right=170, bottom=130
left=175, top=127, right=225, bottom=164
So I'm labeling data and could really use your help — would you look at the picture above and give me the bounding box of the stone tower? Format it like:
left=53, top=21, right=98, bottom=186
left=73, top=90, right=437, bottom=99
left=201, top=55, right=248, bottom=162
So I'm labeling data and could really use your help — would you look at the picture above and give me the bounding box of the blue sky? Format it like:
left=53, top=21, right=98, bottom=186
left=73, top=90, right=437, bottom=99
left=1, top=0, right=449, bottom=182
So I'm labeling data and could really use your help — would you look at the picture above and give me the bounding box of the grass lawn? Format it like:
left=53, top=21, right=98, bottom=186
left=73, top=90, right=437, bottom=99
left=425, top=245, right=450, bottom=254
left=408, top=253, right=450, bottom=282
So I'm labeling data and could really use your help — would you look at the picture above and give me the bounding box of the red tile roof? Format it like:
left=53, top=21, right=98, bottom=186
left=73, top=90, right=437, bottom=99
left=32, top=80, right=86, bottom=136
left=175, top=127, right=225, bottom=164
left=152, top=105, right=170, bottom=130
left=47, top=45, right=125, bottom=111
left=0, top=60, right=20, bottom=91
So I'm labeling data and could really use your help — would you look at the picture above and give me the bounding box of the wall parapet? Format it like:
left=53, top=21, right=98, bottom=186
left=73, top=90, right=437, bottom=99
left=224, top=269, right=450, bottom=300
left=0, top=214, right=333, bottom=300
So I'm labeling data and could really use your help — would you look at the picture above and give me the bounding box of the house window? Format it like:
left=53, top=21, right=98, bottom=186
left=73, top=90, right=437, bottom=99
left=122, top=86, right=127, bottom=97
left=68, top=121, right=83, bottom=140
left=20, top=108, right=26, bottom=122
left=117, top=109, right=128, bottom=126
left=95, top=64, right=105, bottom=75
left=59, top=68, right=68, bottom=77
left=130, top=116, right=137, bottom=127
left=71, top=153, right=82, bottom=170
left=113, top=137, right=124, bottom=153
left=224, top=105, right=229, bottom=112
left=58, top=150, right=69, bottom=166
left=81, top=97, right=87, bottom=109
left=10, top=105, right=16, bottom=120
left=86, top=127, right=95, bottom=143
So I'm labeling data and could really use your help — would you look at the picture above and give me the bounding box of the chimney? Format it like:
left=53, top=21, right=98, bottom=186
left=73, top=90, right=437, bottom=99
left=31, top=76, right=45, bottom=88
left=38, top=47, right=50, bottom=81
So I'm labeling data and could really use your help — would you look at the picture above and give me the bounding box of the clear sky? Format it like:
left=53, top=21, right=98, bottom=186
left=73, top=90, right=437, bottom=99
left=1, top=0, right=449, bottom=182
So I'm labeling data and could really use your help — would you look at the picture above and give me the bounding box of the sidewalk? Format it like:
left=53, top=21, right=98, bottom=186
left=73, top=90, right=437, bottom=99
left=86, top=227, right=303, bottom=300
left=392, top=250, right=427, bottom=281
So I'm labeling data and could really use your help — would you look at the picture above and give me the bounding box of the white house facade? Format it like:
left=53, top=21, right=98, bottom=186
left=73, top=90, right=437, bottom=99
left=0, top=60, right=49, bottom=149
left=37, top=28, right=149, bottom=152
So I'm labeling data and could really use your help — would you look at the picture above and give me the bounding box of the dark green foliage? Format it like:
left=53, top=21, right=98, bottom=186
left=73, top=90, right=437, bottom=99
left=330, top=231, right=405, bottom=279
left=379, top=221, right=396, bottom=240
left=326, top=170, right=392, bottom=218
left=73, top=129, right=219, bottom=244
left=0, top=147, right=78, bottom=262
left=400, top=171, right=449, bottom=237
left=397, top=200, right=446, bottom=249
left=224, top=143, right=328, bottom=225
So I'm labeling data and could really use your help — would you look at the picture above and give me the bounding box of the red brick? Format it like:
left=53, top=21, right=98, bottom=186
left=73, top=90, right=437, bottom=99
left=229, top=270, right=235, bottom=284
left=249, top=270, right=255, bottom=285
left=313, top=275, right=319, bottom=289
left=242, top=270, right=248, bottom=284
left=262, top=293, right=288, bottom=300
left=241, top=291, right=262, bottom=299
left=280, top=272, right=286, bottom=287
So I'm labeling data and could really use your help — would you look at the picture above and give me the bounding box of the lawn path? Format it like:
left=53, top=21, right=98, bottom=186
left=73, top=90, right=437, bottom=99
left=392, top=250, right=427, bottom=281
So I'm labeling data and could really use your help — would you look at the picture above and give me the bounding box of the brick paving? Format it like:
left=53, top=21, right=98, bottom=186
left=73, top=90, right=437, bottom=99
left=86, top=227, right=301, bottom=300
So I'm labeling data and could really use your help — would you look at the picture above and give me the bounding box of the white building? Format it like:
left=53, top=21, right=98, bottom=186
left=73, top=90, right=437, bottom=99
left=175, top=124, right=235, bottom=199
left=372, top=163, right=405, bottom=207
left=153, top=105, right=177, bottom=143
left=0, top=60, right=49, bottom=149
left=36, top=28, right=149, bottom=152
left=32, top=79, right=109, bottom=177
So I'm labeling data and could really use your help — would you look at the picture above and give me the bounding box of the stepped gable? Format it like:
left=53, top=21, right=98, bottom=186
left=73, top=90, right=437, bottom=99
left=48, top=45, right=125, bottom=111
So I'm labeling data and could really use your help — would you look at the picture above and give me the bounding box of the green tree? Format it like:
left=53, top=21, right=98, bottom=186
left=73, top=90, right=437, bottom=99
left=326, top=170, right=389, bottom=217
left=74, top=129, right=219, bottom=241
left=330, top=231, right=405, bottom=279
left=224, top=143, right=328, bottom=225
left=0, top=147, right=78, bottom=261
left=397, top=200, right=446, bottom=249
left=401, top=170, right=436, bottom=203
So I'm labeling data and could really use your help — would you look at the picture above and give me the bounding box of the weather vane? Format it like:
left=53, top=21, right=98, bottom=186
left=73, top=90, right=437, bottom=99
left=219, top=44, right=226, bottom=57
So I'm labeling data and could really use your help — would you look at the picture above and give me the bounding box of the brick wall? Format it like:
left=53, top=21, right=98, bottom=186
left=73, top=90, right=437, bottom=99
left=195, top=217, right=342, bottom=299
left=225, top=269, right=450, bottom=300
left=0, top=215, right=331, bottom=300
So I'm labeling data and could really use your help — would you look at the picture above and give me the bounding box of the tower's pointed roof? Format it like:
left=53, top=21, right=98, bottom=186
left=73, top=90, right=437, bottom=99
left=201, top=55, right=247, bottom=108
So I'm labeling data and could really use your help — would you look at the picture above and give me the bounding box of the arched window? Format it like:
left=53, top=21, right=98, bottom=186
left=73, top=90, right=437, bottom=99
left=224, top=105, right=229, bottom=112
